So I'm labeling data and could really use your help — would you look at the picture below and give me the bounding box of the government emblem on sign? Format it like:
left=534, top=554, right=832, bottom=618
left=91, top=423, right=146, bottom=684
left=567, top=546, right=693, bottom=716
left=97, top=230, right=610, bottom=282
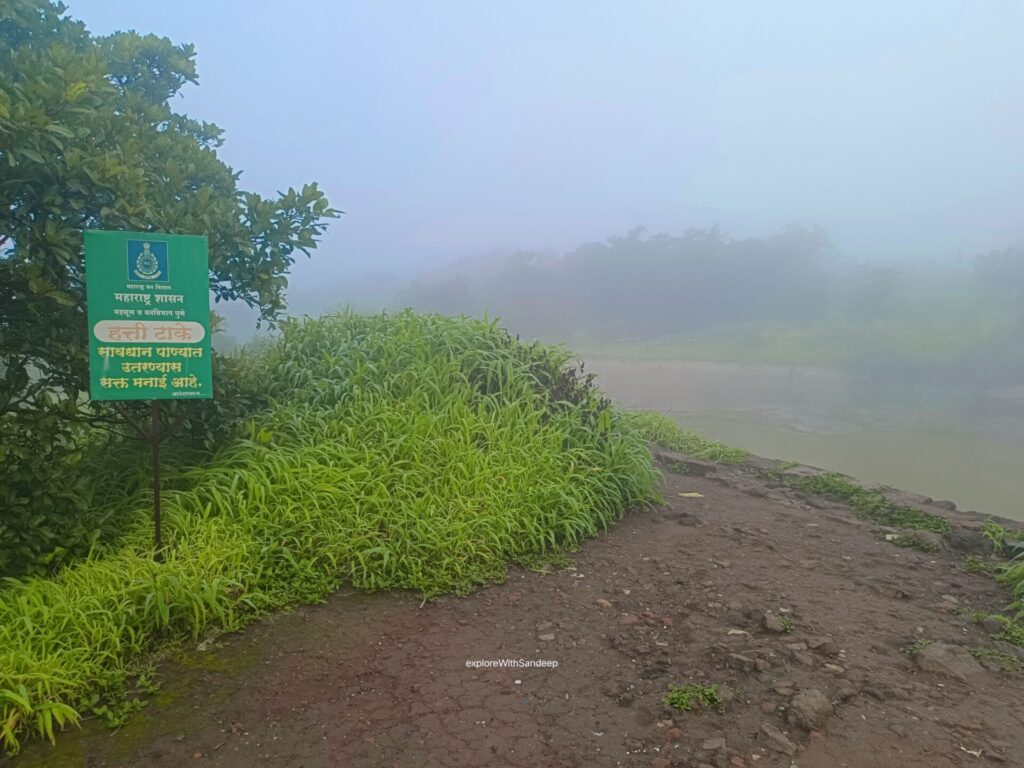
left=127, top=239, right=169, bottom=281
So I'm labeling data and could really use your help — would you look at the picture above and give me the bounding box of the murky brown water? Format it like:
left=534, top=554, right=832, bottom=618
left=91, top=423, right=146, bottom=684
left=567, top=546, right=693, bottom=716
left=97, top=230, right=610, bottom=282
left=591, top=359, right=1024, bottom=521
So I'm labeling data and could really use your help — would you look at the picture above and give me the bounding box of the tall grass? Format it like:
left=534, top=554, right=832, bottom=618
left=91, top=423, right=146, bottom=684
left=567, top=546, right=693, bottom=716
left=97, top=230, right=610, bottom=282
left=0, top=311, right=658, bottom=754
left=620, top=410, right=748, bottom=464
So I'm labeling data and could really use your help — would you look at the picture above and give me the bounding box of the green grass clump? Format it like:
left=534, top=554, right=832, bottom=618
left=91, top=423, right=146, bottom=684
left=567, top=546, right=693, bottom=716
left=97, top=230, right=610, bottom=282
left=0, top=311, right=659, bottom=754
left=661, top=683, right=724, bottom=713
left=902, top=638, right=934, bottom=656
left=620, top=411, right=748, bottom=464
left=969, top=613, right=1024, bottom=648
left=982, top=520, right=1009, bottom=555
left=988, top=568, right=1024, bottom=628
left=789, top=473, right=950, bottom=533
left=964, top=556, right=1002, bottom=576
left=969, top=647, right=1022, bottom=672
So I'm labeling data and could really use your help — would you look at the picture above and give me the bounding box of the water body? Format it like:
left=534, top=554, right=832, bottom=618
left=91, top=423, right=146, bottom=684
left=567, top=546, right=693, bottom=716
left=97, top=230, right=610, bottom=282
left=590, top=359, right=1024, bottom=522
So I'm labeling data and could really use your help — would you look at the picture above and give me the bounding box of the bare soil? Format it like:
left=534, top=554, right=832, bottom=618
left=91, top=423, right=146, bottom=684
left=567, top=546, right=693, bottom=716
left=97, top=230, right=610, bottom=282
left=11, top=453, right=1024, bottom=768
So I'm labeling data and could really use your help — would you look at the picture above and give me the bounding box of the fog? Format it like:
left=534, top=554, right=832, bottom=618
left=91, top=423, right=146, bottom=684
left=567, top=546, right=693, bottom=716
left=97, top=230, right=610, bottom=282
left=79, top=2, right=1022, bottom=288
left=77, top=1, right=1024, bottom=516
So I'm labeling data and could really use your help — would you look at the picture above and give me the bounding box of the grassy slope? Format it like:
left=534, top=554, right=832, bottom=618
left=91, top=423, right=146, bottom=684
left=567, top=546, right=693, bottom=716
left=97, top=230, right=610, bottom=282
left=1, top=312, right=664, bottom=754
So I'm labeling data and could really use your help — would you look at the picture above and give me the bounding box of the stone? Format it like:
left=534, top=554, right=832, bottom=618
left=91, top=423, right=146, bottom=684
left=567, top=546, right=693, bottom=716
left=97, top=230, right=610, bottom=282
left=728, top=653, right=756, bottom=672
left=595, top=598, right=613, bottom=609
left=932, top=499, right=957, bottom=511
left=754, top=658, right=771, bottom=672
left=787, top=689, right=834, bottom=730
left=619, top=614, right=640, bottom=626
left=806, top=636, right=838, bottom=656
left=835, top=685, right=858, bottom=701
left=761, top=612, right=787, bottom=633
left=792, top=650, right=816, bottom=667
left=914, top=642, right=983, bottom=681
left=538, top=633, right=555, bottom=641
left=701, top=737, right=727, bottom=751
left=650, top=759, right=671, bottom=768
left=760, top=722, right=797, bottom=755
left=537, top=621, right=554, bottom=630
left=664, top=727, right=683, bottom=741
left=980, top=616, right=1004, bottom=635
left=760, top=699, right=779, bottom=714
left=948, top=528, right=992, bottom=555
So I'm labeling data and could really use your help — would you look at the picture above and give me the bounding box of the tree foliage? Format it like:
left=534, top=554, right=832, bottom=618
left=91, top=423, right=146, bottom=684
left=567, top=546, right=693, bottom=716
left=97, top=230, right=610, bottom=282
left=0, top=0, right=339, bottom=574
left=399, top=225, right=833, bottom=339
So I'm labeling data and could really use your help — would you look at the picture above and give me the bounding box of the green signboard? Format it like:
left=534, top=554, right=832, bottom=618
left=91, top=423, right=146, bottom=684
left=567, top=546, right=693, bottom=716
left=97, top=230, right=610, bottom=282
left=85, top=230, right=212, bottom=401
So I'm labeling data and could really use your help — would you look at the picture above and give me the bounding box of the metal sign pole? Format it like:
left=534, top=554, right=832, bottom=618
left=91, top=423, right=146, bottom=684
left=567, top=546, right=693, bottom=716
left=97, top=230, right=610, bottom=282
left=151, top=400, right=164, bottom=562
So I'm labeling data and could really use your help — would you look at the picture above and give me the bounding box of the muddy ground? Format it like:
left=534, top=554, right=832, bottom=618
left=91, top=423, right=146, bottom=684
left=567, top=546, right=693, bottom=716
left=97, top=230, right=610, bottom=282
left=10, top=453, right=1024, bottom=768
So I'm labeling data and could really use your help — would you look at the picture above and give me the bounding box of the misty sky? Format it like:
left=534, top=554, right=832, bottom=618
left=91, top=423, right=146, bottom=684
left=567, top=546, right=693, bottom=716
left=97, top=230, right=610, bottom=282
left=77, top=1, right=1023, bottom=296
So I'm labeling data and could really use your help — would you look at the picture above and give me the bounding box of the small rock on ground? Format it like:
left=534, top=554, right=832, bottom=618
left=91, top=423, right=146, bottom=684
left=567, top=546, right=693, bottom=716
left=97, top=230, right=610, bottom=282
left=787, top=688, right=834, bottom=730
left=761, top=722, right=798, bottom=755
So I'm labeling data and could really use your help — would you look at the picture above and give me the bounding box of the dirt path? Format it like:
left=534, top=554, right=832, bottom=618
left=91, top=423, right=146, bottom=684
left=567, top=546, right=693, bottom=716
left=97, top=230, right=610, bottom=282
left=11, top=454, right=1024, bottom=768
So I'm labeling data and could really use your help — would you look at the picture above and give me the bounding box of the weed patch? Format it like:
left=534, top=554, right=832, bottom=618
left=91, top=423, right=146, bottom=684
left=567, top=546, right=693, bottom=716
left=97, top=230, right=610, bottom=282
left=987, top=615, right=1024, bottom=647
left=661, top=683, right=724, bottom=713
left=964, top=556, right=1002, bottom=576
left=982, top=521, right=1009, bottom=555
left=889, top=533, right=941, bottom=553
left=970, top=647, right=1022, bottom=672
left=903, top=639, right=934, bottom=656
left=788, top=474, right=950, bottom=533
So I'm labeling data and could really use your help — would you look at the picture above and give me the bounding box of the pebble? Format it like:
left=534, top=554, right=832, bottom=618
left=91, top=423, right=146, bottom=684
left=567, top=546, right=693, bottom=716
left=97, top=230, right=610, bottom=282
left=538, top=633, right=555, bottom=641
left=760, top=722, right=798, bottom=755
left=701, top=736, right=727, bottom=751
left=807, top=636, right=838, bottom=656
left=728, top=653, right=756, bottom=672
left=835, top=685, right=858, bottom=702
left=619, top=614, right=640, bottom=626
left=761, top=612, right=788, bottom=633
left=792, top=651, right=816, bottom=667
left=787, top=689, right=834, bottom=730
left=595, top=598, right=613, bottom=609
